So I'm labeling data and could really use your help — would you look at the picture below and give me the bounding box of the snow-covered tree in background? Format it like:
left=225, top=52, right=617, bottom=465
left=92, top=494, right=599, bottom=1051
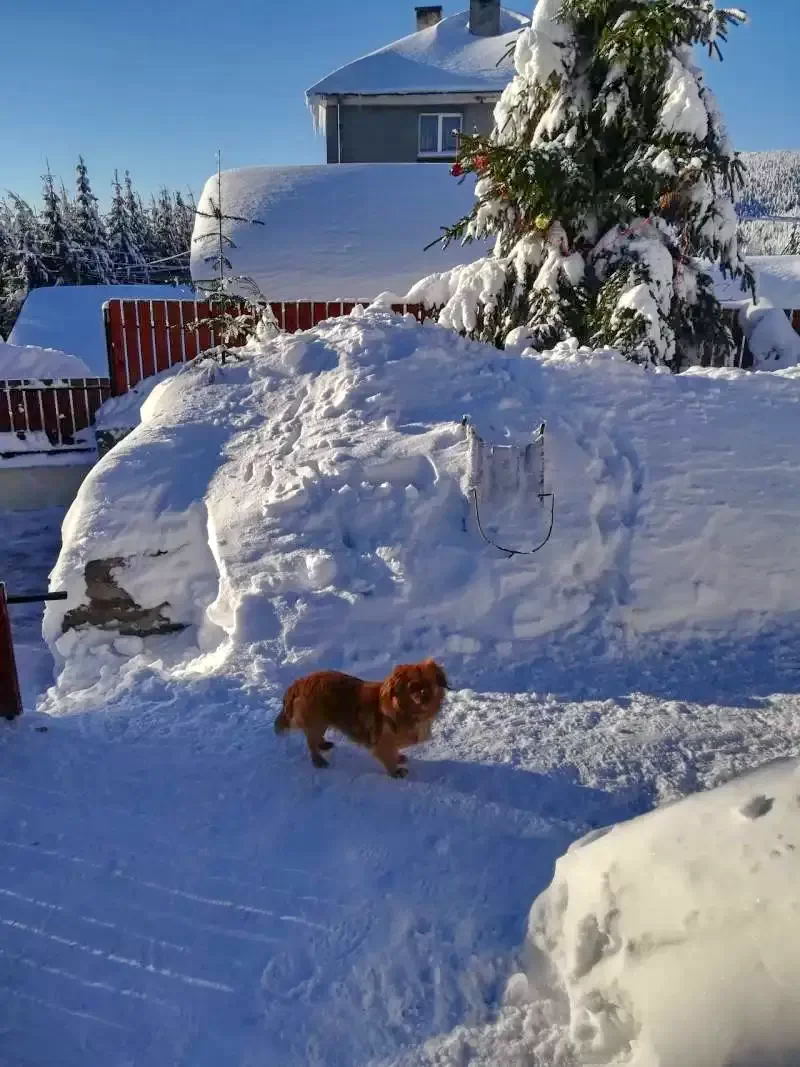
left=107, top=170, right=145, bottom=281
left=124, top=171, right=154, bottom=279
left=73, top=156, right=112, bottom=284
left=173, top=191, right=196, bottom=260
left=416, top=0, right=753, bottom=369
left=41, top=168, right=78, bottom=285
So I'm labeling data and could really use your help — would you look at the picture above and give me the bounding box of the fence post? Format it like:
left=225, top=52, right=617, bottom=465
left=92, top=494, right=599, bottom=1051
left=0, top=583, right=22, bottom=721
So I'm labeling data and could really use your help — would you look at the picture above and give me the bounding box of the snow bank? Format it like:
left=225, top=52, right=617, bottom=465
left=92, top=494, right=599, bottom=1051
left=45, top=308, right=800, bottom=691
left=0, top=340, right=92, bottom=380
left=306, top=8, right=528, bottom=123
left=8, top=284, right=194, bottom=377
left=739, top=302, right=800, bottom=370
left=712, top=254, right=800, bottom=309
left=527, top=756, right=800, bottom=1067
left=189, top=165, right=491, bottom=301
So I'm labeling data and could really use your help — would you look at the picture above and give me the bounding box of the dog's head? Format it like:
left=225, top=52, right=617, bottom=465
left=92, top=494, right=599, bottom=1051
left=381, top=658, right=449, bottom=722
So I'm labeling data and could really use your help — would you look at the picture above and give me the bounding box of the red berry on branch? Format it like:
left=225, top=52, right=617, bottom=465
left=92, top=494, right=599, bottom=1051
left=473, top=154, right=489, bottom=173
left=450, top=162, right=464, bottom=177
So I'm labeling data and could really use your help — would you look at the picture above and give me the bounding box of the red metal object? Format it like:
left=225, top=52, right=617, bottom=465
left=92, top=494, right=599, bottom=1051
left=137, top=300, right=156, bottom=382
left=0, top=585, right=22, bottom=721
left=0, top=379, right=110, bottom=455
left=792, top=310, right=800, bottom=334
left=103, top=299, right=435, bottom=396
left=152, top=301, right=171, bottom=374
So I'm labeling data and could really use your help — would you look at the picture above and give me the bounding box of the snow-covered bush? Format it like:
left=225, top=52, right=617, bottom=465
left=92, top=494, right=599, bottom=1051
left=411, top=0, right=754, bottom=369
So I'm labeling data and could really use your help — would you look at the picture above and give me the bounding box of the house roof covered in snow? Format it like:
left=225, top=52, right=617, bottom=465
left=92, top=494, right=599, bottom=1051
left=306, top=7, right=528, bottom=116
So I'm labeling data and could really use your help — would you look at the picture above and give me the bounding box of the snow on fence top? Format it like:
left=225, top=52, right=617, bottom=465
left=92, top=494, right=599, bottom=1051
left=306, top=7, right=528, bottom=125
left=9, top=283, right=195, bottom=378
left=190, top=164, right=492, bottom=301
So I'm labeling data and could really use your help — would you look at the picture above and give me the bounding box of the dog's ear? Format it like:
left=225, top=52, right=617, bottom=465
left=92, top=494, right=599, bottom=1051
left=380, top=668, right=406, bottom=717
left=427, top=660, right=449, bottom=690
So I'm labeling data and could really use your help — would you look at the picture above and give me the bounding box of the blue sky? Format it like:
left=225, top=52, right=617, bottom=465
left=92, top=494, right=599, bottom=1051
left=4, top=0, right=797, bottom=208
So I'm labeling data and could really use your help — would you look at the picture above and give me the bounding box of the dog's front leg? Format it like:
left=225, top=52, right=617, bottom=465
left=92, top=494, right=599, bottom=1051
left=371, top=733, right=408, bottom=778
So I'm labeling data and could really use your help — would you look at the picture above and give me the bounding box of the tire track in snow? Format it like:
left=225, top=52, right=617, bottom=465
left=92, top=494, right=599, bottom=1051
left=0, top=947, right=179, bottom=1010
left=0, top=839, right=329, bottom=929
left=0, top=985, right=132, bottom=1032
left=0, top=917, right=235, bottom=993
left=0, top=885, right=190, bottom=954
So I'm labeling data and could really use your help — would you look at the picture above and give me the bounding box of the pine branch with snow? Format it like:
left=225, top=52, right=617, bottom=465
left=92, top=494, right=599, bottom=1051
left=413, top=0, right=753, bottom=370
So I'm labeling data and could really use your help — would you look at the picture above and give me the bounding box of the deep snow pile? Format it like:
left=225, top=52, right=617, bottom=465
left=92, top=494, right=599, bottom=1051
left=45, top=307, right=800, bottom=697
left=525, top=756, right=800, bottom=1067
left=0, top=341, right=92, bottom=379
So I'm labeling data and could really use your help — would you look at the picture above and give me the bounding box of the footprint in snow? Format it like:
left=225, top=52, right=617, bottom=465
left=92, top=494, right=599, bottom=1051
left=738, top=794, right=774, bottom=819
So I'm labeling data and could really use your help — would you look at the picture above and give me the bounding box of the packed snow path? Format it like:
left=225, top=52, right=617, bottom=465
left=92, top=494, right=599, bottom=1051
left=4, top=513, right=800, bottom=1065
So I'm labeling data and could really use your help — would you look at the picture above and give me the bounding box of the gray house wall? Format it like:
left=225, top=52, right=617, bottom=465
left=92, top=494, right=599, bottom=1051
left=324, top=101, right=496, bottom=164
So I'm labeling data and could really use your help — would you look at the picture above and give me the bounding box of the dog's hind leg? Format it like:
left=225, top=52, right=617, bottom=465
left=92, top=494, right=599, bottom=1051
left=304, top=727, right=330, bottom=768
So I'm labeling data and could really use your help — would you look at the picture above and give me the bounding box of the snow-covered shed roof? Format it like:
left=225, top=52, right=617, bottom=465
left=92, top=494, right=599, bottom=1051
left=190, top=164, right=492, bottom=302
left=8, top=284, right=195, bottom=377
left=306, top=7, right=528, bottom=123
left=190, top=164, right=800, bottom=311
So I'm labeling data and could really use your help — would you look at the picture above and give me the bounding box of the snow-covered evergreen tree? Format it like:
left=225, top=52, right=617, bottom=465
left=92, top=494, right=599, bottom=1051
left=151, top=188, right=177, bottom=262
left=41, top=168, right=77, bottom=285
left=173, top=190, right=195, bottom=257
left=415, top=0, right=753, bottom=369
left=73, top=156, right=112, bottom=284
left=124, top=171, right=154, bottom=280
left=1, top=195, right=49, bottom=330
left=107, top=170, right=144, bottom=281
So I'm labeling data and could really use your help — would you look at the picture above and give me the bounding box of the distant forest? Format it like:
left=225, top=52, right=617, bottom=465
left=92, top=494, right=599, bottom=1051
left=737, top=151, right=800, bottom=256
left=0, top=157, right=195, bottom=336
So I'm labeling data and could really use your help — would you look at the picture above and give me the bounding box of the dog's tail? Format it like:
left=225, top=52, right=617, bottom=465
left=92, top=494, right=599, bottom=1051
left=274, top=686, right=296, bottom=735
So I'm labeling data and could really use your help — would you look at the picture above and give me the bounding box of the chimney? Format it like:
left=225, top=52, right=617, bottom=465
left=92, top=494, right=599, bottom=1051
left=415, top=5, right=443, bottom=31
left=469, top=0, right=501, bottom=36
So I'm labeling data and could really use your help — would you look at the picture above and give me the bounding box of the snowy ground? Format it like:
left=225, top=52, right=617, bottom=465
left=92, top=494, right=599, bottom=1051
left=3, top=510, right=800, bottom=1065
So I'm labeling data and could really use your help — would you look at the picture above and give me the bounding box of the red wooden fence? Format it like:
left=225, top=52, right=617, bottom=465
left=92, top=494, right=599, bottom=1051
left=0, top=585, right=22, bottom=721
left=0, top=377, right=110, bottom=456
left=104, top=299, right=431, bottom=396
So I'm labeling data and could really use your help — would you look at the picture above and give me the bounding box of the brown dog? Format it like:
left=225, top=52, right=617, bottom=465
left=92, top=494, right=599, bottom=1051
left=275, top=658, right=449, bottom=778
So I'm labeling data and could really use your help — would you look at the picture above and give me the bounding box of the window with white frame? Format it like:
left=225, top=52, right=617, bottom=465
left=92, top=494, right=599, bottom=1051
left=418, top=113, right=463, bottom=157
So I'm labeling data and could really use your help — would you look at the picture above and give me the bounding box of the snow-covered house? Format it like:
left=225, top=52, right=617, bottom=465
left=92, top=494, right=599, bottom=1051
left=306, top=1, right=528, bottom=164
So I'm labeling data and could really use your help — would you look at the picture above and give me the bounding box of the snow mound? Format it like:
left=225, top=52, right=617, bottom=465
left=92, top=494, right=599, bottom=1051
left=44, top=307, right=800, bottom=693
left=306, top=8, right=528, bottom=121
left=190, top=164, right=491, bottom=302
left=0, top=340, right=92, bottom=380
left=9, top=284, right=194, bottom=377
left=739, top=302, right=800, bottom=370
left=711, top=255, right=800, bottom=310
left=527, top=756, right=800, bottom=1067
